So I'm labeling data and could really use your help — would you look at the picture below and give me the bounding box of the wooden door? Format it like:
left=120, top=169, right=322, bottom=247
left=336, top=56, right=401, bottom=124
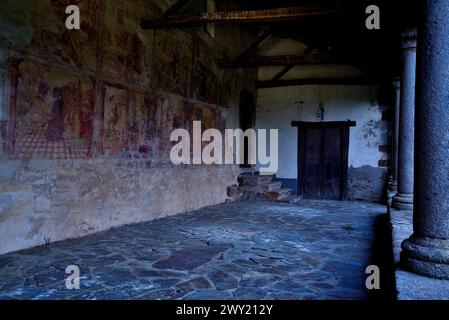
left=303, top=128, right=324, bottom=198
left=295, top=121, right=355, bottom=201
left=323, top=127, right=343, bottom=200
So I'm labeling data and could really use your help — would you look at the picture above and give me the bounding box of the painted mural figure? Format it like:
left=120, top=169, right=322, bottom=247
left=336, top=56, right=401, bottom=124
left=45, top=87, right=65, bottom=142
left=79, top=102, right=93, bottom=148
left=103, top=87, right=128, bottom=156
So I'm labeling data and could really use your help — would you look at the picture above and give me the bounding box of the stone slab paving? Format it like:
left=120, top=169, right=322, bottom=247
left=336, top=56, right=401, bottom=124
left=389, top=209, right=449, bottom=300
left=0, top=200, right=385, bottom=300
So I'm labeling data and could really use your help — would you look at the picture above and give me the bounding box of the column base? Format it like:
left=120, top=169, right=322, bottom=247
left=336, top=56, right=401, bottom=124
left=387, top=181, right=398, bottom=203
left=401, top=234, right=449, bottom=280
left=392, top=193, right=413, bottom=210
left=388, top=180, right=398, bottom=192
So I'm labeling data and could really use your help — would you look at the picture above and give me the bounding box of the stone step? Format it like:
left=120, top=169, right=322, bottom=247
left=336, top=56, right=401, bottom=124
left=266, top=188, right=292, bottom=201
left=240, top=185, right=263, bottom=195
left=238, top=175, right=258, bottom=186
left=238, top=174, right=274, bottom=187
left=276, top=195, right=302, bottom=204
left=260, top=181, right=283, bottom=192
left=258, top=175, right=275, bottom=185
left=278, top=188, right=292, bottom=195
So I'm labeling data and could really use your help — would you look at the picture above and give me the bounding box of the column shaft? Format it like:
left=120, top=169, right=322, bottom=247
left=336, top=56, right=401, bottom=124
left=388, top=80, right=400, bottom=197
left=392, top=31, right=416, bottom=210
left=401, top=0, right=449, bottom=279
left=392, top=80, right=400, bottom=186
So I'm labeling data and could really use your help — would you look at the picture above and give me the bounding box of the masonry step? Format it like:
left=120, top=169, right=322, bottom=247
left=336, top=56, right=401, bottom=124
left=240, top=185, right=263, bottom=195
left=238, top=174, right=274, bottom=187
left=258, top=175, right=275, bottom=185
left=236, top=173, right=299, bottom=203
left=276, top=195, right=302, bottom=204
left=261, top=181, right=283, bottom=192
left=266, top=188, right=292, bottom=201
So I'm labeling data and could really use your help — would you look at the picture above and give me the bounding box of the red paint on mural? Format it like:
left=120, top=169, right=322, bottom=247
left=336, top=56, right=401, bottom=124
left=100, top=84, right=151, bottom=157
left=9, top=60, right=94, bottom=159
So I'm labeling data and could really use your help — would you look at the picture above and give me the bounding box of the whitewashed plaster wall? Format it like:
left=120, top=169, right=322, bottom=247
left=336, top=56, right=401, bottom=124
left=256, top=85, right=389, bottom=202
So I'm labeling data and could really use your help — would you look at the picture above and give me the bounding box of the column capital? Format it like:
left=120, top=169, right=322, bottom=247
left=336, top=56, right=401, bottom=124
left=401, top=28, right=417, bottom=51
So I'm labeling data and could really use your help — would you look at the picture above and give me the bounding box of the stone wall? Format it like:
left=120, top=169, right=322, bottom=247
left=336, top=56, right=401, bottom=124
left=0, top=160, right=240, bottom=254
left=0, top=0, right=257, bottom=254
left=348, top=165, right=388, bottom=203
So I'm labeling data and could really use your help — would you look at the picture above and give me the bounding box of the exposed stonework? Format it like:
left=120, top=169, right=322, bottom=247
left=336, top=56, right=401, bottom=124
left=348, top=165, right=388, bottom=203
left=236, top=174, right=301, bottom=204
left=0, top=160, right=240, bottom=255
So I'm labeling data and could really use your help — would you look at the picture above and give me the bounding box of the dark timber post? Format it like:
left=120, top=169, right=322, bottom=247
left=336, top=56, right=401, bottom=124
left=401, top=0, right=449, bottom=279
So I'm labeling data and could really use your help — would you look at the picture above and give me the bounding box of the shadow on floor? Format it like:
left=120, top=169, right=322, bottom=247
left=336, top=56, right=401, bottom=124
left=368, top=213, right=396, bottom=300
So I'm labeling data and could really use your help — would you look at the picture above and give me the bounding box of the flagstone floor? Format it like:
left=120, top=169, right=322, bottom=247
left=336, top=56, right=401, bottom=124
left=0, top=200, right=389, bottom=300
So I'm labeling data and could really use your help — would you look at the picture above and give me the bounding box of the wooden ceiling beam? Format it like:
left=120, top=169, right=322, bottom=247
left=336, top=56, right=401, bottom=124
left=271, top=65, right=295, bottom=81
left=257, top=77, right=373, bottom=89
left=219, top=52, right=339, bottom=68
left=142, top=6, right=344, bottom=29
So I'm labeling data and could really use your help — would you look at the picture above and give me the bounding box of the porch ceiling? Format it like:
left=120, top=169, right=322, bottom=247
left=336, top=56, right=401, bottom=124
left=142, top=0, right=419, bottom=85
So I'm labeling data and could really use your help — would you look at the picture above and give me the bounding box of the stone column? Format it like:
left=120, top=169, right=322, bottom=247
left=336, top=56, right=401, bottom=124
left=401, top=1, right=449, bottom=279
left=388, top=79, right=400, bottom=196
left=391, top=30, right=416, bottom=211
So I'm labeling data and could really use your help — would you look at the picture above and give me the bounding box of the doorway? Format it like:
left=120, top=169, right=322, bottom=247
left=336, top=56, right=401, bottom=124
left=292, top=121, right=356, bottom=200
left=239, top=89, right=256, bottom=168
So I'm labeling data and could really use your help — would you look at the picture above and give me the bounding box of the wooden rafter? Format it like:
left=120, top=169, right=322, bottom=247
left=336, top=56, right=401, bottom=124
left=231, top=29, right=272, bottom=64
left=142, top=6, right=344, bottom=29
left=160, top=0, right=192, bottom=19
left=271, top=65, right=295, bottom=81
left=257, top=77, right=372, bottom=89
left=219, top=52, right=339, bottom=68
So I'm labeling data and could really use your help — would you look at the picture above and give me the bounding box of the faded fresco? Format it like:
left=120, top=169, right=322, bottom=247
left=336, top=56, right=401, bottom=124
left=0, top=0, right=255, bottom=255
left=127, top=92, right=151, bottom=153
left=101, top=85, right=151, bottom=157
left=11, top=60, right=94, bottom=159
left=100, top=0, right=150, bottom=84
left=153, top=94, right=227, bottom=154
left=154, top=94, right=187, bottom=152
left=152, top=28, right=232, bottom=106
left=152, top=30, right=194, bottom=97
left=102, top=85, right=128, bottom=157
left=27, top=0, right=99, bottom=70
left=191, top=48, right=220, bottom=105
left=2, top=0, right=235, bottom=161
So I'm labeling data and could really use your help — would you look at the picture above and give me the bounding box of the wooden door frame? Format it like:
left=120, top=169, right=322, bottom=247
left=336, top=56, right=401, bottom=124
left=292, top=121, right=356, bottom=201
